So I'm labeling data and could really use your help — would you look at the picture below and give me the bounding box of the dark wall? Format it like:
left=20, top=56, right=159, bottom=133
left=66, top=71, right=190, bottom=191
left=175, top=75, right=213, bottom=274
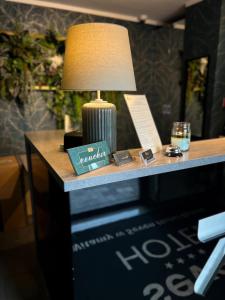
left=211, top=0, right=225, bottom=136
left=0, top=0, right=183, bottom=155
left=183, top=0, right=225, bottom=138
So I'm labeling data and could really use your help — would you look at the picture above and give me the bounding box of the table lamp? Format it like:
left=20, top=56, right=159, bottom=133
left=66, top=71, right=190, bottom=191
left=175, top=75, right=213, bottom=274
left=61, top=23, right=136, bottom=153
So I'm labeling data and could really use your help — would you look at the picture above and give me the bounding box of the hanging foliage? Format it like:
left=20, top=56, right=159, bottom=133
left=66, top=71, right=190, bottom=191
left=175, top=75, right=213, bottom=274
left=0, top=28, right=121, bottom=128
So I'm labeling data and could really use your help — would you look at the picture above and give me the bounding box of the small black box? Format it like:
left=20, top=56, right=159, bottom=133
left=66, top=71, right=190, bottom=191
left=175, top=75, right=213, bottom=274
left=64, top=131, right=83, bottom=151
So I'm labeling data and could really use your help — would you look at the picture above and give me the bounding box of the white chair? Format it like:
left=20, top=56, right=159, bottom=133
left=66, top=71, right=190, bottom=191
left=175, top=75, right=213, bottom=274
left=194, top=211, right=225, bottom=295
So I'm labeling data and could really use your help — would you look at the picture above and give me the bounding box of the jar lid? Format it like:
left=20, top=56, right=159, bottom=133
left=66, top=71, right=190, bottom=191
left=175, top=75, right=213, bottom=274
left=173, top=121, right=190, bottom=128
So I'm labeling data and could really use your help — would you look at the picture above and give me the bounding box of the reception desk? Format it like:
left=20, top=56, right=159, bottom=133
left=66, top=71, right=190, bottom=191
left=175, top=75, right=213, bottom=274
left=25, top=130, right=225, bottom=299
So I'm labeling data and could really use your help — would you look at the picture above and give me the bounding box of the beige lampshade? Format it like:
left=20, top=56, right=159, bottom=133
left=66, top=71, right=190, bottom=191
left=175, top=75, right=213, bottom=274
left=61, top=23, right=136, bottom=91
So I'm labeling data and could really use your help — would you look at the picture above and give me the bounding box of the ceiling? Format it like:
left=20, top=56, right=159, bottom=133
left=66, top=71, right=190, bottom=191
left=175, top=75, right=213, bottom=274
left=6, top=0, right=202, bottom=26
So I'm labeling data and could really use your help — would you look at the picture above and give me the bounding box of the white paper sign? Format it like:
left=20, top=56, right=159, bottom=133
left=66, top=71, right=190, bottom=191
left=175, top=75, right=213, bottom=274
left=124, top=94, right=162, bottom=153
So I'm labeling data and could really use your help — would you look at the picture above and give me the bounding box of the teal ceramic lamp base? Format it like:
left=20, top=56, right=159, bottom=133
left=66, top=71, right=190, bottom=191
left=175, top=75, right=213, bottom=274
left=82, top=92, right=117, bottom=153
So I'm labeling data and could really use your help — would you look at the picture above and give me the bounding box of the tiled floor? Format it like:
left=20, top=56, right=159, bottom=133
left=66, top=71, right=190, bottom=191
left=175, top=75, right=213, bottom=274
left=0, top=226, right=49, bottom=300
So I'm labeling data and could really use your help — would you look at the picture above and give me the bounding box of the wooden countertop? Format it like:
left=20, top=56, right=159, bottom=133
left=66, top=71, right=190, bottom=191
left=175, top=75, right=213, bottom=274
left=25, top=130, right=225, bottom=192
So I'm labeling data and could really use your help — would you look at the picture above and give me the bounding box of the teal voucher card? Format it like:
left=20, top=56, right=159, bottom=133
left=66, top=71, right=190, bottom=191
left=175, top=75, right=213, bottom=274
left=67, top=141, right=110, bottom=175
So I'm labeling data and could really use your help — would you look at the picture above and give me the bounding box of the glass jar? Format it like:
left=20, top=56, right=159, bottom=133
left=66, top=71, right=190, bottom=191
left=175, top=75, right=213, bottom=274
left=171, top=122, right=191, bottom=152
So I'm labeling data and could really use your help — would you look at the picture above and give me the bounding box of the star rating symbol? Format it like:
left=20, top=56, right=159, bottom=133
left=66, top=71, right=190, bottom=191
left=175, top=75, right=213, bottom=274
left=188, top=253, right=195, bottom=259
left=177, top=258, right=185, bottom=264
left=165, top=262, right=173, bottom=269
left=198, top=249, right=206, bottom=255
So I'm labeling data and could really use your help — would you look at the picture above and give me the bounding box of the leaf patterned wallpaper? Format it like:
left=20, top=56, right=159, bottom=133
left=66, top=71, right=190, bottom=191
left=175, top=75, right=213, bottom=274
left=0, top=0, right=184, bottom=155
